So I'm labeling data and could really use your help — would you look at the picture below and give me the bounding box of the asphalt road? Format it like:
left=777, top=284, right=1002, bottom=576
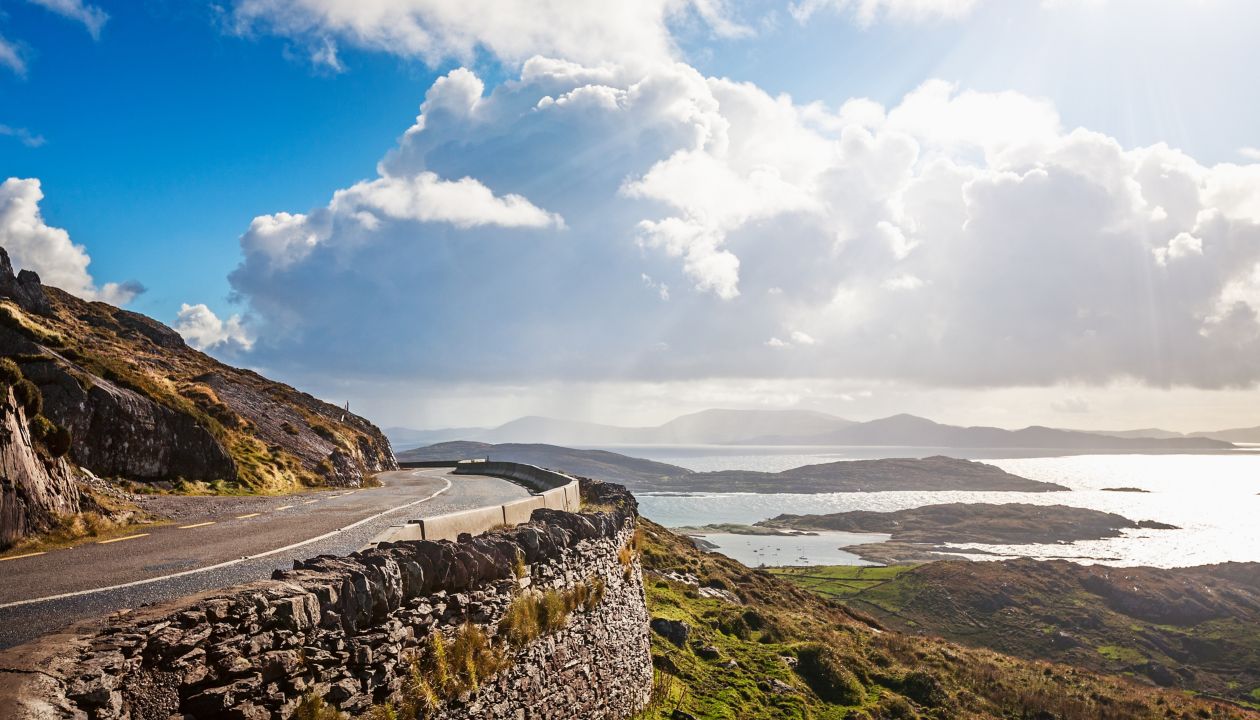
left=0, top=468, right=529, bottom=649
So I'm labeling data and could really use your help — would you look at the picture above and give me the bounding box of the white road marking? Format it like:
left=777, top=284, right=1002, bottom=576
left=302, top=499, right=319, bottom=505
left=0, top=474, right=453, bottom=610
left=179, top=522, right=216, bottom=530
left=235, top=513, right=261, bottom=519
left=0, top=551, right=46, bottom=562
left=274, top=505, right=294, bottom=511
left=98, top=534, right=149, bottom=545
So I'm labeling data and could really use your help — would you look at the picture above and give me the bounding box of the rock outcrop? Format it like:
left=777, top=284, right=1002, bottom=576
left=0, top=245, right=396, bottom=490
left=0, top=380, right=80, bottom=548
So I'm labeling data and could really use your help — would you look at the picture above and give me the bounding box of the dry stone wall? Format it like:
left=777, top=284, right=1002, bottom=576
left=0, top=480, right=651, bottom=720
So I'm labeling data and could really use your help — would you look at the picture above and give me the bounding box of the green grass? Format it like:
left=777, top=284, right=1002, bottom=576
left=1097, top=645, right=1147, bottom=664
left=766, top=564, right=917, bottom=600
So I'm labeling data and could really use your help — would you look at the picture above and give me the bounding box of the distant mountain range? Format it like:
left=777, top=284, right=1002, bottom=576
left=387, top=408, right=1239, bottom=452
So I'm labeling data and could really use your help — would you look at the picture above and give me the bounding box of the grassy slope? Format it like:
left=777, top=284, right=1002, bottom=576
left=771, top=561, right=1260, bottom=709
left=636, top=521, right=1259, bottom=720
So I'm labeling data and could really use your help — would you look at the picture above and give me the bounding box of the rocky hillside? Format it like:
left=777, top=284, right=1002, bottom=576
left=636, top=519, right=1259, bottom=719
left=0, top=246, right=395, bottom=493
left=0, top=358, right=80, bottom=548
left=776, top=559, right=1260, bottom=706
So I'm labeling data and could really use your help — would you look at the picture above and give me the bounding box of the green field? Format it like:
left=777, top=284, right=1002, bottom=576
left=765, top=564, right=917, bottom=600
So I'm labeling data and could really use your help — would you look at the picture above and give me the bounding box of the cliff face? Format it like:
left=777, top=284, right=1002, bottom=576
left=0, top=246, right=396, bottom=490
left=0, top=382, right=80, bottom=548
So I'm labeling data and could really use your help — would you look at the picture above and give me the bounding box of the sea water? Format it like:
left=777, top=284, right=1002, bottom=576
left=629, top=449, right=1260, bottom=568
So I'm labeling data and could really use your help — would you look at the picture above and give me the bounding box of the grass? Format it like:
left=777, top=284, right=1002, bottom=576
left=0, top=301, right=67, bottom=347
left=766, top=564, right=917, bottom=601
left=1097, top=645, right=1147, bottom=664
left=0, top=510, right=166, bottom=557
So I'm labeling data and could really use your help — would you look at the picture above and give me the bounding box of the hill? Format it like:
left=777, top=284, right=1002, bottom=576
left=635, top=456, right=1067, bottom=493
left=402, top=444, right=1064, bottom=494
left=0, top=246, right=396, bottom=494
left=789, top=413, right=1234, bottom=450
left=398, top=441, right=692, bottom=486
left=389, top=408, right=856, bottom=448
left=635, top=519, right=1258, bottom=718
left=759, top=502, right=1175, bottom=563
left=391, top=410, right=1234, bottom=451
left=772, top=558, right=1260, bottom=706
left=1192, top=425, right=1260, bottom=443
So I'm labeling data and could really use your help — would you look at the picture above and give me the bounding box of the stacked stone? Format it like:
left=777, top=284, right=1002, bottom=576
left=16, top=479, right=651, bottom=720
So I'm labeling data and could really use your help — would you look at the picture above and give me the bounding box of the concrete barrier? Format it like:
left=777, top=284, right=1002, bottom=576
left=502, top=496, right=546, bottom=525
left=398, top=460, right=463, bottom=469
left=368, top=461, right=583, bottom=547
left=419, top=505, right=507, bottom=542
left=540, top=486, right=567, bottom=511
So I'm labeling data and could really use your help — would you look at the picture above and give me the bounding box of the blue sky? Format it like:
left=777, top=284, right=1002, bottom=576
left=3, top=0, right=1260, bottom=430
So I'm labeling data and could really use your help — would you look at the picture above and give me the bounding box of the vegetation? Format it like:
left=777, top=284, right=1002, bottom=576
left=294, top=694, right=347, bottom=720
left=29, top=414, right=73, bottom=458
left=632, top=519, right=1257, bottom=720
left=0, top=300, right=67, bottom=347
left=766, top=565, right=916, bottom=601
left=499, top=577, right=607, bottom=647
left=771, top=558, right=1260, bottom=707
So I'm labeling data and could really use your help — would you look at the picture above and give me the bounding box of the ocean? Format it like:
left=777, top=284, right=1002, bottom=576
left=622, top=446, right=1260, bottom=568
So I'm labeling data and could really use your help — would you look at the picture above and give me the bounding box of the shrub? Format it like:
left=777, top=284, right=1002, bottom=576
left=29, top=415, right=72, bottom=458
left=14, top=379, right=42, bottom=416
left=0, top=358, right=21, bottom=386
left=874, top=695, right=918, bottom=720
left=293, top=694, right=346, bottom=720
left=500, top=593, right=542, bottom=646
left=402, top=623, right=505, bottom=708
left=584, top=576, right=606, bottom=611
left=796, top=643, right=867, bottom=705
left=281, top=421, right=301, bottom=436
left=901, top=670, right=949, bottom=708
left=538, top=589, right=570, bottom=633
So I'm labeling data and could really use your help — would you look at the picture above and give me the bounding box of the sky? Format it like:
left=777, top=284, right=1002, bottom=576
left=3, top=0, right=1260, bottom=432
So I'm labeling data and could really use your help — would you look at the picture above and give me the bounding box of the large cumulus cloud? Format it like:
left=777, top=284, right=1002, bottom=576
left=229, top=0, right=750, bottom=71
left=223, top=60, right=1260, bottom=389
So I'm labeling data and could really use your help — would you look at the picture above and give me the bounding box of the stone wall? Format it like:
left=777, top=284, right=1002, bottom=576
left=0, top=480, right=651, bottom=720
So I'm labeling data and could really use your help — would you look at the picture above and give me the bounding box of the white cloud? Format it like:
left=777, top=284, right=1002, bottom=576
left=0, top=125, right=45, bottom=147
left=1241, top=147, right=1260, bottom=162
left=219, top=61, right=1260, bottom=392
left=331, top=173, right=564, bottom=230
left=1051, top=396, right=1091, bottom=414
left=641, top=273, right=671, bottom=300
left=0, top=178, right=143, bottom=305
left=174, top=303, right=254, bottom=352
left=228, top=0, right=749, bottom=71
left=790, top=330, right=817, bottom=345
left=24, top=0, right=109, bottom=39
left=0, top=36, right=25, bottom=76
left=790, top=0, right=985, bottom=25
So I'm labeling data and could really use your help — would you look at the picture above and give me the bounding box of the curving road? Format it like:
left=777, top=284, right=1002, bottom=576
left=0, top=468, right=529, bottom=649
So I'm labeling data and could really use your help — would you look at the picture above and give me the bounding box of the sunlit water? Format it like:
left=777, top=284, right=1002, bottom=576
left=630, top=449, right=1260, bottom=568
left=693, top=532, right=889, bottom=567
